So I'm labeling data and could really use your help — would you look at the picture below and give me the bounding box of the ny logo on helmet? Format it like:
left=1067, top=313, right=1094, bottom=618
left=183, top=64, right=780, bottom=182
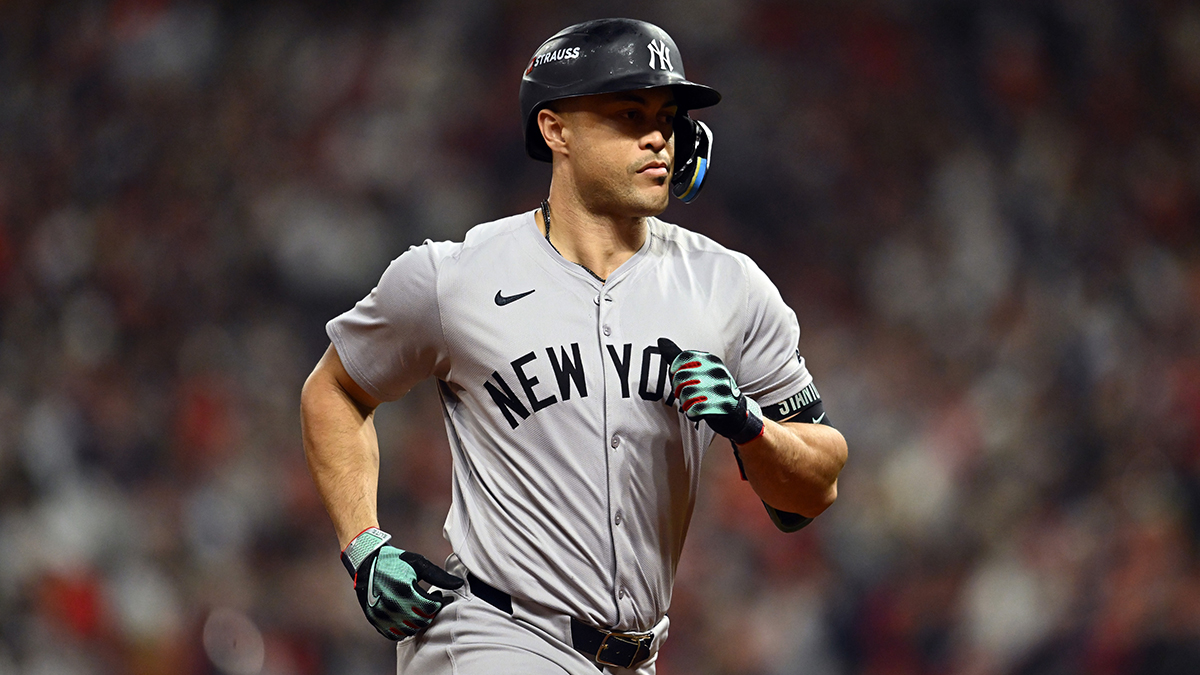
left=647, top=39, right=673, bottom=72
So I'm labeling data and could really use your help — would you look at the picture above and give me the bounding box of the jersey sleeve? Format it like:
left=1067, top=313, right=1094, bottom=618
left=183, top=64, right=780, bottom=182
left=326, top=240, right=456, bottom=401
left=735, top=256, right=812, bottom=408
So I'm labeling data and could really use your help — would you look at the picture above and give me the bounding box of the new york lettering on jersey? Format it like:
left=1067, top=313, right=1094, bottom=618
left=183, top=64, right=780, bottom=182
left=483, top=342, right=680, bottom=429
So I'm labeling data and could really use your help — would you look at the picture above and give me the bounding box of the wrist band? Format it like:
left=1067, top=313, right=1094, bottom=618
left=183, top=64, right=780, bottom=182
left=341, top=527, right=391, bottom=576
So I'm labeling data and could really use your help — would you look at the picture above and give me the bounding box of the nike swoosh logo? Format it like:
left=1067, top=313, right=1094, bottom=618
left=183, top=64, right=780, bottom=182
left=495, top=289, right=535, bottom=306
left=367, top=559, right=381, bottom=607
left=811, top=412, right=826, bottom=424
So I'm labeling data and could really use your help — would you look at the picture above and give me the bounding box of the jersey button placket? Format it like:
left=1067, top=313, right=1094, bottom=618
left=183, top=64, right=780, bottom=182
left=599, top=298, right=628, bottom=620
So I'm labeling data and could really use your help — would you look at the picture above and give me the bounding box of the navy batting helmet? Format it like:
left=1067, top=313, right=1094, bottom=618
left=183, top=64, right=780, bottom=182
left=519, top=18, right=721, bottom=203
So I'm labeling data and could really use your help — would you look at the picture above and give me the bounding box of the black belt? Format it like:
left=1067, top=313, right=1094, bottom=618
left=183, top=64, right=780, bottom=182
left=467, top=573, right=653, bottom=670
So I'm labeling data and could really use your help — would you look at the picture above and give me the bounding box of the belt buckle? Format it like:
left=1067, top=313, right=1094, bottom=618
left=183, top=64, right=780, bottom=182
left=595, top=631, right=652, bottom=669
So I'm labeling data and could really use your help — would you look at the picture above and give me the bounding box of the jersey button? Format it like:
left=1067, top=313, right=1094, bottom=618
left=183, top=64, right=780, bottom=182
left=618, top=589, right=627, bottom=599
left=602, top=324, right=611, bottom=336
left=614, top=512, right=623, bottom=525
left=610, top=435, right=620, bottom=448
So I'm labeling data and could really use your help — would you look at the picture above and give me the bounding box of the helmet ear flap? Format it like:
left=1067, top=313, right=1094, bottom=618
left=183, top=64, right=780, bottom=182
left=670, top=116, right=713, bottom=203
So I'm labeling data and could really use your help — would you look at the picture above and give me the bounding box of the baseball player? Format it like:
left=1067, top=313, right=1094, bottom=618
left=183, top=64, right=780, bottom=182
left=300, top=18, right=847, bottom=674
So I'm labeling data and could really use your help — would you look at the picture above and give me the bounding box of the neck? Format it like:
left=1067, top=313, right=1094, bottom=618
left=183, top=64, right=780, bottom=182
left=538, top=183, right=649, bottom=281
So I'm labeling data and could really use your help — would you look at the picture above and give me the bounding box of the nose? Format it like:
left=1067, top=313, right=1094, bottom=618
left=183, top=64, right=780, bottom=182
left=641, top=129, right=667, bottom=154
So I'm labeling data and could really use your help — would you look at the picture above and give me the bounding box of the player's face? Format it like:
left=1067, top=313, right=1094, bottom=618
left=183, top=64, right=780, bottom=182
left=556, top=88, right=678, bottom=218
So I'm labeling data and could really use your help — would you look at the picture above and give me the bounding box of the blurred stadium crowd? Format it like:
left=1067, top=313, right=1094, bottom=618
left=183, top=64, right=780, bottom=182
left=1, top=1, right=1198, bottom=674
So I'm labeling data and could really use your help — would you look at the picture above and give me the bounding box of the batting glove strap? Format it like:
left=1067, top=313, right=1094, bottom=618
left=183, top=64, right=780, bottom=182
left=341, top=527, right=392, bottom=578
left=703, top=392, right=764, bottom=444
left=731, top=397, right=765, bottom=445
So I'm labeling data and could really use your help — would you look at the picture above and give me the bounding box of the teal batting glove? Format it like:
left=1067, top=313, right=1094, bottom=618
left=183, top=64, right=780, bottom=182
left=341, top=528, right=464, bottom=640
left=658, top=337, right=764, bottom=444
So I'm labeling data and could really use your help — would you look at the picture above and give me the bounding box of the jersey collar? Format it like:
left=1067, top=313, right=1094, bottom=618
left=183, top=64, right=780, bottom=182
left=524, top=209, right=654, bottom=290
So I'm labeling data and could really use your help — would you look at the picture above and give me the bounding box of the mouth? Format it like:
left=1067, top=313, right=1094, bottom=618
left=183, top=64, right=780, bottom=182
left=637, top=161, right=669, bottom=179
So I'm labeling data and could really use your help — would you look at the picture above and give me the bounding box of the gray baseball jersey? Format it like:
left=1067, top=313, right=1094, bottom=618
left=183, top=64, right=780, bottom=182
left=327, top=210, right=818, bottom=634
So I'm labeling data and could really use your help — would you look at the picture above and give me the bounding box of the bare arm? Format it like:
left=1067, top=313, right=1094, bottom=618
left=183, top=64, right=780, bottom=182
left=735, top=419, right=847, bottom=518
left=300, top=344, right=385, bottom=549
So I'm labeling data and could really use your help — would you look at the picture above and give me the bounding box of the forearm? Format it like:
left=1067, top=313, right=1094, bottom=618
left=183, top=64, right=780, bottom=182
left=300, top=368, right=382, bottom=549
left=736, top=419, right=847, bottom=517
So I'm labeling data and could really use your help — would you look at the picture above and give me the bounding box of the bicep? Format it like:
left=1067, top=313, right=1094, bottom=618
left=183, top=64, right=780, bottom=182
left=305, top=343, right=382, bottom=415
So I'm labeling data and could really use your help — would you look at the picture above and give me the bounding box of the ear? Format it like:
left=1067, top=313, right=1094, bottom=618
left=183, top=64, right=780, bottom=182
left=537, top=108, right=569, bottom=158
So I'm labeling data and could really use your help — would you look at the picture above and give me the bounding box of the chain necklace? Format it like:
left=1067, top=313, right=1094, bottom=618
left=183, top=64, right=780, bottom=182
left=541, top=199, right=607, bottom=284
